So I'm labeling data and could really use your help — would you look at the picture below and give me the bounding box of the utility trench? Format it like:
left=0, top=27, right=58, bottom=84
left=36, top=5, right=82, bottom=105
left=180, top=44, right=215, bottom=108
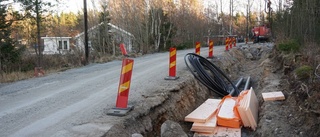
left=103, top=43, right=319, bottom=137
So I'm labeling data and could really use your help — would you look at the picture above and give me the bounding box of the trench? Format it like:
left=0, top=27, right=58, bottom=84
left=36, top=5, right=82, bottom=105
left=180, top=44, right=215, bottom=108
left=103, top=43, right=275, bottom=137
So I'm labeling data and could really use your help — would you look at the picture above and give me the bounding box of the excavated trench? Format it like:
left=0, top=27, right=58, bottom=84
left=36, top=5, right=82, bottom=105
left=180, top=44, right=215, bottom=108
left=103, top=43, right=276, bottom=137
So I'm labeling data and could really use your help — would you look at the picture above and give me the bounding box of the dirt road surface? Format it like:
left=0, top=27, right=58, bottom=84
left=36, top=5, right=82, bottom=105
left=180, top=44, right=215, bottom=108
left=0, top=44, right=234, bottom=137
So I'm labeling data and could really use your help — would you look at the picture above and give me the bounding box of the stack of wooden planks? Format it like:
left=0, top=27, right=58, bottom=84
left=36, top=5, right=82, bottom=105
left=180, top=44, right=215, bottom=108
left=184, top=99, right=220, bottom=134
left=236, top=87, right=259, bottom=130
left=185, top=99, right=221, bottom=123
left=193, top=127, right=241, bottom=137
left=216, top=97, right=241, bottom=128
left=262, top=91, right=285, bottom=101
left=185, top=87, right=260, bottom=136
left=184, top=98, right=241, bottom=136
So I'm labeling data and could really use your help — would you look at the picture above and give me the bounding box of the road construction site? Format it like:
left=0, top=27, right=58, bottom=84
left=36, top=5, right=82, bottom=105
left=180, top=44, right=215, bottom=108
left=1, top=42, right=319, bottom=137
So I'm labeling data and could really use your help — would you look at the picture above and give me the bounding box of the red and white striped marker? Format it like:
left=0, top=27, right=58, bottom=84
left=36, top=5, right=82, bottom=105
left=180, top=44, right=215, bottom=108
left=208, top=40, right=214, bottom=58
left=195, top=42, right=201, bottom=55
left=107, top=58, right=134, bottom=116
left=230, top=37, right=233, bottom=49
left=165, top=47, right=179, bottom=80
left=225, top=38, right=229, bottom=51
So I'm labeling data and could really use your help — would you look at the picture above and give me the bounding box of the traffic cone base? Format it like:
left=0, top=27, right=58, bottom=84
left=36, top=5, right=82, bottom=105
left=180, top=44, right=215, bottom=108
left=164, top=76, right=180, bottom=80
left=107, top=105, right=134, bottom=116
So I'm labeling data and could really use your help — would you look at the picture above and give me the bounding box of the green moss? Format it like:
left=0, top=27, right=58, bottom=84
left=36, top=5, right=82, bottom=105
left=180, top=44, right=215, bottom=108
left=278, top=39, right=300, bottom=53
left=295, top=65, right=313, bottom=80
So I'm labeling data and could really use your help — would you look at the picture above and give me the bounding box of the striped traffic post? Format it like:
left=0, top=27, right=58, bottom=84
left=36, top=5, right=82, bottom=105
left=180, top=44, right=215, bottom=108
left=119, top=43, right=128, bottom=56
left=207, top=40, right=214, bottom=58
left=107, top=58, right=134, bottom=116
left=230, top=37, right=233, bottom=49
left=225, top=38, right=229, bottom=51
left=195, top=42, right=201, bottom=55
left=165, top=47, right=179, bottom=80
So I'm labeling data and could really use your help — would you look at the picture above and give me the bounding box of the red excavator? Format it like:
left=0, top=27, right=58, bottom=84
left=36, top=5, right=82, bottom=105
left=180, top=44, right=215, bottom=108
left=251, top=25, right=271, bottom=43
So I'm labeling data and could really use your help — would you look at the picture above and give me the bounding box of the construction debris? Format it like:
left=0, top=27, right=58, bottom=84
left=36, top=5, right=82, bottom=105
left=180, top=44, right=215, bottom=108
left=262, top=91, right=285, bottom=101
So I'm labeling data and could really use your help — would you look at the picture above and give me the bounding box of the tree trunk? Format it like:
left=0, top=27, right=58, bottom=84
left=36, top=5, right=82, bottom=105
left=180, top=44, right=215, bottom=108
left=36, top=0, right=42, bottom=67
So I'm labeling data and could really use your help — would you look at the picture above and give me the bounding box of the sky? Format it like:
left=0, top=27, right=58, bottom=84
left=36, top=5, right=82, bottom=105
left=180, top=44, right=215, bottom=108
left=58, top=0, right=101, bottom=13
left=204, top=0, right=285, bottom=16
left=3, top=0, right=285, bottom=15
left=60, top=0, right=284, bottom=15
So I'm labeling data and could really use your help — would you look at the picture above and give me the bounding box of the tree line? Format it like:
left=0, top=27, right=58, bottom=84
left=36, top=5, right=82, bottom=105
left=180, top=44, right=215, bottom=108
left=0, top=0, right=270, bottom=76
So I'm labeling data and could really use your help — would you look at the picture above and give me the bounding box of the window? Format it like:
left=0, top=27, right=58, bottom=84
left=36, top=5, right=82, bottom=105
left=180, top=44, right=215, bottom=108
left=64, top=41, right=68, bottom=49
left=58, top=41, right=62, bottom=49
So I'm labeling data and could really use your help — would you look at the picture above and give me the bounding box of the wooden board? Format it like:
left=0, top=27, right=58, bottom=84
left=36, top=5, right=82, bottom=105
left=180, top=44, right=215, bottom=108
left=193, top=126, right=241, bottom=137
left=217, top=97, right=241, bottom=128
left=185, top=99, right=221, bottom=123
left=237, top=87, right=259, bottom=130
left=262, top=91, right=285, bottom=101
left=192, top=115, right=217, bottom=129
left=217, top=98, right=236, bottom=119
left=190, top=126, right=216, bottom=134
left=237, top=99, right=249, bottom=127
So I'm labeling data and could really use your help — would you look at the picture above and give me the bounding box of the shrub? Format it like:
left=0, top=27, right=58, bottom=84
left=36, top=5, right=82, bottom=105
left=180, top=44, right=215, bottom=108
left=295, top=65, right=313, bottom=80
left=277, top=39, right=300, bottom=53
left=176, top=41, right=194, bottom=50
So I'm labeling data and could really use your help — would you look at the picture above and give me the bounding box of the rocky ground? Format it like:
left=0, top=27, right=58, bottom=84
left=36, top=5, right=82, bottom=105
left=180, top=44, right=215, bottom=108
left=209, top=42, right=319, bottom=137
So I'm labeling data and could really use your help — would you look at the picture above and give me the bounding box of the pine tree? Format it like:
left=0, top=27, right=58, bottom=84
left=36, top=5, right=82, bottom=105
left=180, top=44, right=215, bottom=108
left=0, top=4, right=21, bottom=73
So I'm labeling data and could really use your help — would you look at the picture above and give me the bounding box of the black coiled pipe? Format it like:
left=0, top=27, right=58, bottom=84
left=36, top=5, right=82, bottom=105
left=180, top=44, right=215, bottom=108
left=184, top=53, right=240, bottom=97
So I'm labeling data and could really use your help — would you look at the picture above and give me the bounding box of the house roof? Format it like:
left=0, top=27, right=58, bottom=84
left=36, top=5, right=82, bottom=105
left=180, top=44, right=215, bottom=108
left=41, top=37, right=72, bottom=39
left=74, top=22, right=133, bottom=39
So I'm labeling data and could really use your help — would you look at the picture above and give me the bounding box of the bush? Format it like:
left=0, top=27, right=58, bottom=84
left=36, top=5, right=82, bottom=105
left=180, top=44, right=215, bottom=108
left=277, top=39, right=300, bottom=53
left=176, top=41, right=194, bottom=50
left=295, top=65, right=313, bottom=80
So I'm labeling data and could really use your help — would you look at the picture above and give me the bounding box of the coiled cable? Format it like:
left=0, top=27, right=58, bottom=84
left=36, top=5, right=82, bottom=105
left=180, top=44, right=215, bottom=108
left=184, top=53, right=240, bottom=97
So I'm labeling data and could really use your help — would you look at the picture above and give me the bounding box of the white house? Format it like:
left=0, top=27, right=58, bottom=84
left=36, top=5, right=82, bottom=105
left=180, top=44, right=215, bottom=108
left=41, top=37, right=72, bottom=54
left=74, top=22, right=134, bottom=53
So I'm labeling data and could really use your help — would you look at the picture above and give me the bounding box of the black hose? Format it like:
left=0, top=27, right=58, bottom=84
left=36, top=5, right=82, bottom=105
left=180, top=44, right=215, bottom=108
left=184, top=53, right=240, bottom=97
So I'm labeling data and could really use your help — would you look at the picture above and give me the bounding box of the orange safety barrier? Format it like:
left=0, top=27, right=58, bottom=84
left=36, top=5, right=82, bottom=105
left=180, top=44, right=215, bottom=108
left=195, top=41, right=201, bottom=55
left=233, top=37, right=236, bottom=47
left=115, top=58, right=134, bottom=108
left=208, top=40, right=214, bottom=58
left=225, top=38, right=229, bottom=51
left=165, top=47, right=179, bottom=80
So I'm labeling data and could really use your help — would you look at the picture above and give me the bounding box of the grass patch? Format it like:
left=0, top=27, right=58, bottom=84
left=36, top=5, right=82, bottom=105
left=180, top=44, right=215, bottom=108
left=295, top=65, right=313, bottom=80
left=277, top=39, right=300, bottom=53
left=0, top=71, right=34, bottom=83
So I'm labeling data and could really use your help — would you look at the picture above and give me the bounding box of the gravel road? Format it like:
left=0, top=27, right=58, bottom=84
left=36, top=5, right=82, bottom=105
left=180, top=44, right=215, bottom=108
left=0, top=45, right=228, bottom=137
